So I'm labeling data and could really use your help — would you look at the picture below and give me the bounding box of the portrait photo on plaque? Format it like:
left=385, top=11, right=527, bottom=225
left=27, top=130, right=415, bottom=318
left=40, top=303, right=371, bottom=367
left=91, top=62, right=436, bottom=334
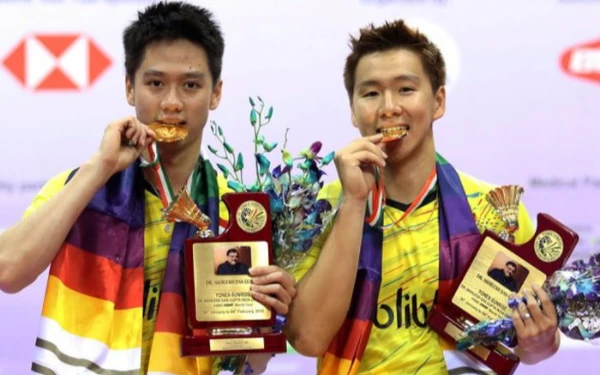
left=451, top=238, right=546, bottom=322
left=486, top=252, right=529, bottom=293
left=193, top=241, right=271, bottom=323
left=213, top=246, right=252, bottom=276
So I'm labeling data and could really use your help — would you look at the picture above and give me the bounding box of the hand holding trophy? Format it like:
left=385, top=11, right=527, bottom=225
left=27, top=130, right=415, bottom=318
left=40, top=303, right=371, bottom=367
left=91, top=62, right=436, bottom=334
left=427, top=184, right=580, bottom=375
left=162, top=96, right=335, bottom=374
left=456, top=252, right=600, bottom=351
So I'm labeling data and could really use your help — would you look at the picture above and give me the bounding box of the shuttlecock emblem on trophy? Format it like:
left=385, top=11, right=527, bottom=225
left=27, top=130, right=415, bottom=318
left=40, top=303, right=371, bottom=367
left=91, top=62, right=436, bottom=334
left=485, top=185, right=524, bottom=244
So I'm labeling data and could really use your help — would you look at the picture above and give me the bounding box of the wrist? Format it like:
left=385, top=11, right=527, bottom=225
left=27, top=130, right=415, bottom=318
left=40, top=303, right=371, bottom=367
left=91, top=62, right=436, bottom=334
left=547, top=331, right=560, bottom=355
left=536, top=332, right=560, bottom=357
left=80, top=156, right=114, bottom=187
left=517, top=332, right=560, bottom=364
left=340, top=195, right=368, bottom=212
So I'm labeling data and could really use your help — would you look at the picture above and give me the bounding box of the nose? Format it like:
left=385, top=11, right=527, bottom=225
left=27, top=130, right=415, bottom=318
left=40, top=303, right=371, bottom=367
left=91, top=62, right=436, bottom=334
left=377, top=91, right=402, bottom=119
left=161, top=87, right=183, bottom=112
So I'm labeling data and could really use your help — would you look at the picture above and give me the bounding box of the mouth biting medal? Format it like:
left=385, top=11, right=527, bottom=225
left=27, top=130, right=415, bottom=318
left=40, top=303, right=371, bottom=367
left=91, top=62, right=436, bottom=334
left=379, top=125, right=408, bottom=143
left=149, top=122, right=189, bottom=143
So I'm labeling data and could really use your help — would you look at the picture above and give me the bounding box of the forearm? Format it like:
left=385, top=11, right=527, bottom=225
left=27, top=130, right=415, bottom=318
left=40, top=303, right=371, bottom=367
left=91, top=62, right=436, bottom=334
left=244, top=353, right=273, bottom=374
left=285, top=197, right=366, bottom=357
left=0, top=160, right=111, bottom=293
left=515, top=331, right=560, bottom=365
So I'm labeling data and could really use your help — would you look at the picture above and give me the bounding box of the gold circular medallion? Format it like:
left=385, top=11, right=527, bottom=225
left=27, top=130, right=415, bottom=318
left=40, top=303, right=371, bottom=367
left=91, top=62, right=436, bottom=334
left=148, top=122, right=189, bottom=143
left=236, top=200, right=267, bottom=233
left=534, top=230, right=564, bottom=262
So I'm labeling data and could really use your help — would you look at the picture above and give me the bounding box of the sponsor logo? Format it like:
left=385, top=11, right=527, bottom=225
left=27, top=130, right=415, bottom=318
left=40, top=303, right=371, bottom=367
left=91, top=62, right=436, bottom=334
left=374, top=288, right=438, bottom=329
left=2, top=33, right=112, bottom=91
left=560, top=38, right=600, bottom=85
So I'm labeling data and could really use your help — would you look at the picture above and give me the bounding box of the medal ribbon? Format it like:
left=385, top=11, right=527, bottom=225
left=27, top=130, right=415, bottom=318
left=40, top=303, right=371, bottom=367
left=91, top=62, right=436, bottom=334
left=140, top=142, right=196, bottom=209
left=366, top=166, right=437, bottom=229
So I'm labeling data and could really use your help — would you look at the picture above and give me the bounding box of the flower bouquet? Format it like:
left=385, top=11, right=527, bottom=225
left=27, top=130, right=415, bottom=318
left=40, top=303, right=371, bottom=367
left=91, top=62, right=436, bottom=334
left=206, top=96, right=335, bottom=273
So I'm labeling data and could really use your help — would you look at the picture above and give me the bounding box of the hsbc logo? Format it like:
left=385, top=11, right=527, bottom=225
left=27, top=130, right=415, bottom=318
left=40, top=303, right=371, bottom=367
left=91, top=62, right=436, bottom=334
left=560, top=38, right=600, bottom=85
left=2, top=33, right=112, bottom=91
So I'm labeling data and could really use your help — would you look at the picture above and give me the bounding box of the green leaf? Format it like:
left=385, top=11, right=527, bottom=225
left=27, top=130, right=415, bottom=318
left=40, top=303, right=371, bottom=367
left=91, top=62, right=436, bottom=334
left=249, top=97, right=255, bottom=107
left=217, top=126, right=223, bottom=136
left=216, top=163, right=229, bottom=178
left=257, top=96, right=263, bottom=104
left=250, top=109, right=258, bottom=126
left=234, top=152, right=244, bottom=171
left=256, top=154, right=271, bottom=176
left=228, top=180, right=246, bottom=192
left=224, top=142, right=234, bottom=154
left=265, top=106, right=273, bottom=120
left=282, top=150, right=293, bottom=168
left=299, top=148, right=310, bottom=158
left=207, top=145, right=218, bottom=154
left=263, top=141, right=278, bottom=152
left=321, top=151, right=335, bottom=165
left=246, top=182, right=260, bottom=192
left=269, top=175, right=283, bottom=195
left=298, top=159, right=312, bottom=170
left=288, top=195, right=302, bottom=208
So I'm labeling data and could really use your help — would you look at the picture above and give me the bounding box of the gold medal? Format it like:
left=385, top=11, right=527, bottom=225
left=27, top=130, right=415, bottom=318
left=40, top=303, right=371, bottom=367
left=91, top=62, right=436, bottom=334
left=149, top=122, right=189, bottom=143
left=380, top=125, right=408, bottom=143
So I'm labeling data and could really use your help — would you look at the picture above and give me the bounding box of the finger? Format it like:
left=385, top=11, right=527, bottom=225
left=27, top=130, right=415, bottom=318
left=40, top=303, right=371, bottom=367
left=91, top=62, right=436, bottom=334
left=135, top=118, right=153, bottom=134
left=114, top=117, right=136, bottom=144
left=251, top=291, right=289, bottom=315
left=138, top=125, right=155, bottom=148
left=363, top=133, right=384, bottom=144
left=112, top=116, right=135, bottom=131
left=145, top=127, right=156, bottom=139
left=517, top=296, right=533, bottom=326
left=250, top=266, right=294, bottom=284
left=511, top=302, right=527, bottom=334
left=251, top=283, right=292, bottom=307
left=532, top=284, right=557, bottom=323
left=336, top=150, right=385, bottom=169
left=251, top=269, right=284, bottom=286
left=135, top=126, right=145, bottom=146
left=251, top=268, right=295, bottom=296
left=124, top=125, right=136, bottom=141
left=251, top=268, right=295, bottom=288
left=347, top=139, right=388, bottom=159
left=352, top=150, right=386, bottom=168
left=249, top=265, right=281, bottom=277
left=522, top=288, right=544, bottom=323
left=136, top=137, right=148, bottom=152
left=335, top=151, right=385, bottom=170
left=139, top=142, right=152, bottom=161
left=125, top=118, right=141, bottom=144
left=133, top=120, right=146, bottom=145
left=143, top=133, right=155, bottom=148
left=128, top=131, right=139, bottom=146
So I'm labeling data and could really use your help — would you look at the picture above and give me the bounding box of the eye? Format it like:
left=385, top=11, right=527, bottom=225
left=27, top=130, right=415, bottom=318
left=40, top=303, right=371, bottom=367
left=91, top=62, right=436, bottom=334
left=363, top=91, right=378, bottom=98
left=399, top=87, right=415, bottom=93
left=147, top=80, right=163, bottom=87
left=184, top=81, right=201, bottom=89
